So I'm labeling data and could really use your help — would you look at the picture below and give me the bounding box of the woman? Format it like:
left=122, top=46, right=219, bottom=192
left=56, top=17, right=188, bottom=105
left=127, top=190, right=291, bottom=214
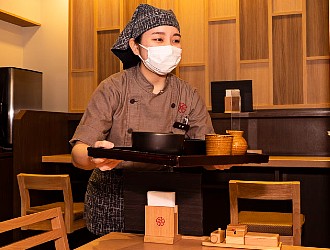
left=70, top=4, right=214, bottom=236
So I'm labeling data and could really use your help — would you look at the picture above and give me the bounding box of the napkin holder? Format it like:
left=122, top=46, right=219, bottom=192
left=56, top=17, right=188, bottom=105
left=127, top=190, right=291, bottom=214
left=224, top=89, right=241, bottom=113
left=144, top=205, right=181, bottom=244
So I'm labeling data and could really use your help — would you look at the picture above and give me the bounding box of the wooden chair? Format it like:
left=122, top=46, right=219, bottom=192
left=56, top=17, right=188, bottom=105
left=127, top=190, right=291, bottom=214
left=17, top=173, right=85, bottom=234
left=229, top=180, right=305, bottom=246
left=0, top=207, right=69, bottom=249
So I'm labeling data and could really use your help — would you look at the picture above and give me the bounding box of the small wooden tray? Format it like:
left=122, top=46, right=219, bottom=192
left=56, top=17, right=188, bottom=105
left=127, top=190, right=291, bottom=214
left=202, top=239, right=282, bottom=250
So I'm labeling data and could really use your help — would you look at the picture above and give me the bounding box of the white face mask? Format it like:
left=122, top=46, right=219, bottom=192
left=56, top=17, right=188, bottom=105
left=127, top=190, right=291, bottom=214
left=138, top=44, right=182, bottom=75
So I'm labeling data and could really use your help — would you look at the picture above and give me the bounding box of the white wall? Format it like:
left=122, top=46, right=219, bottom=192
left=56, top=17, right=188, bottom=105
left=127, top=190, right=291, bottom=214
left=0, top=0, right=69, bottom=112
left=0, top=21, right=24, bottom=66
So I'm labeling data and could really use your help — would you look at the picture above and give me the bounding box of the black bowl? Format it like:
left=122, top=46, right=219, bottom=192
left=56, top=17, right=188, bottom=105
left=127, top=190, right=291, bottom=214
left=131, top=132, right=185, bottom=155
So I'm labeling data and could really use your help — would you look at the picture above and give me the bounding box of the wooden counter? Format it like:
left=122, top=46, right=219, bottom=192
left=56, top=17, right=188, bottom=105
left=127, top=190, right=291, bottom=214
left=75, top=232, right=330, bottom=250
left=240, top=156, right=330, bottom=168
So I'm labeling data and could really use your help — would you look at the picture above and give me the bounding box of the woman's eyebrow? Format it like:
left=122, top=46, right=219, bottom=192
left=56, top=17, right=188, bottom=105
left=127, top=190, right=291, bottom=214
left=150, top=32, right=181, bottom=38
left=151, top=31, right=165, bottom=35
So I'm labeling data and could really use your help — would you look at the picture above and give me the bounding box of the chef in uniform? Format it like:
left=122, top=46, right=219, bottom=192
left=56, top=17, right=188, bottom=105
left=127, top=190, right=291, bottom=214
left=70, top=4, right=214, bottom=236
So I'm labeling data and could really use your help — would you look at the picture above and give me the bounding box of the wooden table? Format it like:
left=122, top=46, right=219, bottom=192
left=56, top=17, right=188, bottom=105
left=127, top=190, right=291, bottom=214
left=42, top=154, right=72, bottom=163
left=75, top=232, right=330, bottom=250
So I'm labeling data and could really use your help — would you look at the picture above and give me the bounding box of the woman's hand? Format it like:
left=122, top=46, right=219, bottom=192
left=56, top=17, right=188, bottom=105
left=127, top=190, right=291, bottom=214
left=90, top=140, right=123, bottom=171
left=202, top=165, right=234, bottom=170
left=71, top=140, right=122, bottom=171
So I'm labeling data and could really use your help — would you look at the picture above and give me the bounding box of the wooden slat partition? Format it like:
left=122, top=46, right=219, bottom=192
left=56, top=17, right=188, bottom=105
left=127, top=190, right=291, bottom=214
left=272, top=15, right=303, bottom=105
left=70, top=0, right=94, bottom=70
left=239, top=0, right=269, bottom=60
left=97, top=30, right=120, bottom=83
left=208, top=20, right=237, bottom=81
left=306, top=0, right=329, bottom=57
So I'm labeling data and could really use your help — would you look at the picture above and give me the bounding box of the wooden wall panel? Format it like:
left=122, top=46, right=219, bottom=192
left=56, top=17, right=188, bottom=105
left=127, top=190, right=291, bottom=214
left=71, top=0, right=94, bottom=70
left=208, top=0, right=237, bottom=19
left=272, top=0, right=303, bottom=13
left=97, top=0, right=120, bottom=29
left=273, top=15, right=303, bottom=105
left=70, top=0, right=330, bottom=111
left=70, top=72, right=95, bottom=111
left=97, top=30, right=121, bottom=83
left=306, top=0, right=329, bottom=57
left=240, top=63, right=271, bottom=107
left=239, top=0, right=269, bottom=60
left=307, top=60, right=330, bottom=104
left=123, top=0, right=146, bottom=26
left=209, top=20, right=237, bottom=81
left=179, top=66, right=206, bottom=102
left=146, top=0, right=175, bottom=10
left=177, top=0, right=206, bottom=64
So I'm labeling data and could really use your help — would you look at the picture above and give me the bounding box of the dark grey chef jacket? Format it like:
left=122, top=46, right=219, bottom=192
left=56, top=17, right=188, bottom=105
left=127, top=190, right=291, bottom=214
left=70, top=65, right=214, bottom=235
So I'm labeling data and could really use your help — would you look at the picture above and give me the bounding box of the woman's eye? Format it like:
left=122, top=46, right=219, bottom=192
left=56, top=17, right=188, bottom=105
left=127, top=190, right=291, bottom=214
left=153, top=38, right=163, bottom=42
left=173, top=39, right=181, bottom=44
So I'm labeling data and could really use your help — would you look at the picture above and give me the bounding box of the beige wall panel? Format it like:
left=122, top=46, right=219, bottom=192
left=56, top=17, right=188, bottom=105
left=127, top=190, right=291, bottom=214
left=209, top=20, right=237, bottom=81
left=307, top=60, right=330, bottom=104
left=240, top=63, right=271, bottom=106
left=272, top=0, right=303, bottom=13
left=177, top=0, right=205, bottom=64
left=273, top=15, right=303, bottom=105
left=70, top=72, right=95, bottom=111
left=146, top=0, right=175, bottom=10
left=240, top=0, right=269, bottom=60
left=97, top=0, right=120, bottom=28
left=71, top=0, right=94, bottom=70
left=179, top=66, right=206, bottom=101
left=123, top=0, right=146, bottom=26
left=97, top=30, right=121, bottom=84
left=208, top=0, right=237, bottom=19
left=306, top=0, right=329, bottom=57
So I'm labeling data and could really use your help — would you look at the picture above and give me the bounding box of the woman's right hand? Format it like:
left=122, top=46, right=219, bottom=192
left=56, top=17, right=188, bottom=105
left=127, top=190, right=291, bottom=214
left=90, top=140, right=123, bottom=171
left=71, top=140, right=122, bottom=170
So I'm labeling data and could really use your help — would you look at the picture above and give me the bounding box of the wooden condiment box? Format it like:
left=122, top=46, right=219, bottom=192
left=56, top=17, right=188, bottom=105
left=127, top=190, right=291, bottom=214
left=226, top=224, right=247, bottom=245
left=245, top=232, right=280, bottom=247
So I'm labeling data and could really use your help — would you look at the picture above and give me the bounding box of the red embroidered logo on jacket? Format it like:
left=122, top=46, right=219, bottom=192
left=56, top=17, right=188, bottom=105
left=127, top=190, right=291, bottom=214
left=178, top=102, right=187, bottom=113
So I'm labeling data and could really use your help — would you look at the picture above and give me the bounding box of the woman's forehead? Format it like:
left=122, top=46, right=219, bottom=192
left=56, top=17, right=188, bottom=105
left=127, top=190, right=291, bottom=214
left=143, top=25, right=180, bottom=36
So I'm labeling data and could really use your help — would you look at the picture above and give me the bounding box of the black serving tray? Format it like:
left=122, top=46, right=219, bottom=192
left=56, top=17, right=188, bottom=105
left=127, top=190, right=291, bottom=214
left=87, top=147, right=269, bottom=167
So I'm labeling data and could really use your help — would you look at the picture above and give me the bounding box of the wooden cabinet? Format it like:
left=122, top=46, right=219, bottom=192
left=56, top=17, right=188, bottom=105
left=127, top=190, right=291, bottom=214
left=69, top=0, right=329, bottom=112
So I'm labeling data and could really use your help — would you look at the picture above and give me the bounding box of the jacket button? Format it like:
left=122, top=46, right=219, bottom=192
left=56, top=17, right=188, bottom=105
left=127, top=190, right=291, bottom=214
left=127, top=128, right=133, bottom=134
left=130, top=99, right=137, bottom=104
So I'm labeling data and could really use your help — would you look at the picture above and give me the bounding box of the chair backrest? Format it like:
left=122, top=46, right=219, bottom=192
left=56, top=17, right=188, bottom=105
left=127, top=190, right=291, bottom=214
left=17, top=173, right=74, bottom=233
left=0, top=207, right=70, bottom=249
left=229, top=180, right=301, bottom=245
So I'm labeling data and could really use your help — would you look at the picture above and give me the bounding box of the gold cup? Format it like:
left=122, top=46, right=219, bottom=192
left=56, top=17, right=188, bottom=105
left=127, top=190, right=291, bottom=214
left=205, top=134, right=233, bottom=156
